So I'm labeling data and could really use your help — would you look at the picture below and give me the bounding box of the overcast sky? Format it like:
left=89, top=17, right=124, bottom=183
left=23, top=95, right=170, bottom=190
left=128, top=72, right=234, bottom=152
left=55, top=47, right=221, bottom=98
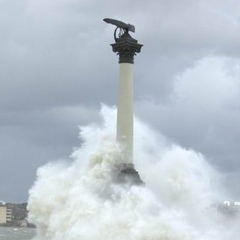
left=0, top=0, right=239, bottom=202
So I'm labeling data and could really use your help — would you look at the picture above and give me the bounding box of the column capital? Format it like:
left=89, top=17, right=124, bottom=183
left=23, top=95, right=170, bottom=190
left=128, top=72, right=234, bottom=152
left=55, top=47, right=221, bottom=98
left=111, top=32, right=143, bottom=64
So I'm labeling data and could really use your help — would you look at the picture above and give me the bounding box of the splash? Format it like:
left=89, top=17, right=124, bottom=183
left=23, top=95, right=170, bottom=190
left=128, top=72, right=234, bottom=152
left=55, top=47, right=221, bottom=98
left=28, top=106, right=239, bottom=240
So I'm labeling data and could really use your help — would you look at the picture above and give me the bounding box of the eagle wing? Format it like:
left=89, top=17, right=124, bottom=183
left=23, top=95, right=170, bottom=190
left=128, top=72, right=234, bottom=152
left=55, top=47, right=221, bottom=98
left=103, top=18, right=135, bottom=33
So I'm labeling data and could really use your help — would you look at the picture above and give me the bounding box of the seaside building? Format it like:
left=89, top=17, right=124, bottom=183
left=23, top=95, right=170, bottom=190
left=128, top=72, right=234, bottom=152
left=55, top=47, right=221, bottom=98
left=0, top=202, right=7, bottom=224
left=0, top=202, right=12, bottom=224
left=6, top=207, right=12, bottom=222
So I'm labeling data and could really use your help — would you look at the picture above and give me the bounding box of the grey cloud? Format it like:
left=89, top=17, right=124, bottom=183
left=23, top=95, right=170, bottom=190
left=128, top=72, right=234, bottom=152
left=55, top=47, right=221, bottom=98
left=136, top=56, right=240, bottom=172
left=0, top=105, right=100, bottom=202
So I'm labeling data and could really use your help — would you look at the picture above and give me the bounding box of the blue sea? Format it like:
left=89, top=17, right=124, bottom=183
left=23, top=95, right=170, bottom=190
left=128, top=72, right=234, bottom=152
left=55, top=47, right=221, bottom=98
left=0, top=227, right=36, bottom=240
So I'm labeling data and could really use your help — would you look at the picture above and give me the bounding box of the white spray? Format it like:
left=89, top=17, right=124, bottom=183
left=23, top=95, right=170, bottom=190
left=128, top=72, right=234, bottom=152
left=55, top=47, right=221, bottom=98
left=28, top=106, right=240, bottom=240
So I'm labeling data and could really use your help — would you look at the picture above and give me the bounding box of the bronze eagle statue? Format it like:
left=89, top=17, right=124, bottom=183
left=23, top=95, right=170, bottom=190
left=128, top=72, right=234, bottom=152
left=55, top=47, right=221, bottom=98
left=103, top=18, right=135, bottom=42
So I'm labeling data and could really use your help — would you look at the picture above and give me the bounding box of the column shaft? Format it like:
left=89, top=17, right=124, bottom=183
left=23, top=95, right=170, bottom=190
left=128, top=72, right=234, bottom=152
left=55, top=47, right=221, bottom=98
left=117, top=63, right=133, bottom=163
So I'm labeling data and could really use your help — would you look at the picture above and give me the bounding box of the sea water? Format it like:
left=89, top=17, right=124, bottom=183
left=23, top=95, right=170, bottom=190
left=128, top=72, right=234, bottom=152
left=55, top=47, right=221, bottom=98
left=27, top=106, right=240, bottom=240
left=0, top=227, right=35, bottom=240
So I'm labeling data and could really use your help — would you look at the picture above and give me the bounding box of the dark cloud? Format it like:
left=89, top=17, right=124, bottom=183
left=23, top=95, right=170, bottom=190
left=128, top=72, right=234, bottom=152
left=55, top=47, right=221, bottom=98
left=0, top=0, right=239, bottom=202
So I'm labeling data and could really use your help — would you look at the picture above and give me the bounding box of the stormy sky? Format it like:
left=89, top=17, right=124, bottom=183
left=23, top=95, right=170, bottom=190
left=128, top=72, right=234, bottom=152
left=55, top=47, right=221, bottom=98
left=0, top=0, right=239, bottom=202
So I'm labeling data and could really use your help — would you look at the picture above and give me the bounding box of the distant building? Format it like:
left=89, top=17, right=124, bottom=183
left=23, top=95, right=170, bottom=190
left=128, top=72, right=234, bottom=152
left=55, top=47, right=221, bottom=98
left=218, top=201, right=240, bottom=216
left=6, top=207, right=12, bottom=222
left=0, top=202, right=7, bottom=224
left=0, top=202, right=12, bottom=224
left=234, top=201, right=240, bottom=206
left=223, top=201, right=240, bottom=208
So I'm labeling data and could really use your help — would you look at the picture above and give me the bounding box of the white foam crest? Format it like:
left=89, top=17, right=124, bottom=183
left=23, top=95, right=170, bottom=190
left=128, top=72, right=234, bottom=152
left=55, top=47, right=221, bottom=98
left=28, top=105, right=240, bottom=240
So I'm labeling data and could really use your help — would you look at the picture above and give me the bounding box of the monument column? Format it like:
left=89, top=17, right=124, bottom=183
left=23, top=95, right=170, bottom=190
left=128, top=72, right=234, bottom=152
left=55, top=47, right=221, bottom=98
left=104, top=18, right=143, bottom=183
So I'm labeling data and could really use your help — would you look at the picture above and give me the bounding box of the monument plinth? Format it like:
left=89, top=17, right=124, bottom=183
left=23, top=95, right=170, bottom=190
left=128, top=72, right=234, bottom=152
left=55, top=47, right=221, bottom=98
left=104, top=18, right=143, bottom=184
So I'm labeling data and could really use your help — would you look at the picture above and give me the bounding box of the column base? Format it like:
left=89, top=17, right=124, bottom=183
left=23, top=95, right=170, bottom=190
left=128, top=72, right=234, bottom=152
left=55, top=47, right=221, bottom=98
left=113, top=163, right=144, bottom=185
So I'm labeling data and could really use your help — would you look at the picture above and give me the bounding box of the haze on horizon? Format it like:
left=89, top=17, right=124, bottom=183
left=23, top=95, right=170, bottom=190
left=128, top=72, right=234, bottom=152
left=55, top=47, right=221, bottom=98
left=0, top=0, right=239, bottom=202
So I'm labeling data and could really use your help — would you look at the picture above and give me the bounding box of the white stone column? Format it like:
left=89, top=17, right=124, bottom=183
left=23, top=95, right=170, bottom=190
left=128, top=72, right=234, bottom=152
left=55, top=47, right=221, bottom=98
left=104, top=18, right=143, bottom=183
left=117, top=63, right=133, bottom=163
